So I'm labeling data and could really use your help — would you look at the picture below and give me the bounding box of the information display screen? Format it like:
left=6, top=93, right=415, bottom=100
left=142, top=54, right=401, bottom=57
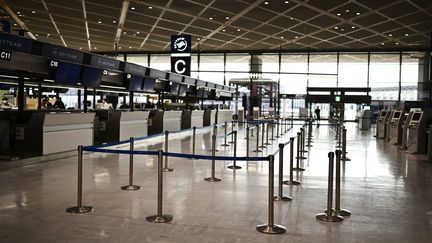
left=178, top=84, right=188, bottom=97
left=393, top=111, right=402, bottom=119
left=50, top=61, right=81, bottom=85
left=125, top=74, right=143, bottom=91
left=412, top=112, right=422, bottom=121
left=170, top=82, right=180, bottom=95
left=143, top=77, right=156, bottom=92
left=81, top=66, right=102, bottom=87
left=381, top=111, right=387, bottom=117
left=197, top=87, right=205, bottom=98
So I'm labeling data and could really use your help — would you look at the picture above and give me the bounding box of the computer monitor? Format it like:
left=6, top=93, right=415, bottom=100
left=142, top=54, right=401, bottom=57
left=412, top=112, right=422, bottom=121
left=381, top=111, right=387, bottom=117
left=393, top=111, right=402, bottom=119
left=81, top=66, right=102, bottom=88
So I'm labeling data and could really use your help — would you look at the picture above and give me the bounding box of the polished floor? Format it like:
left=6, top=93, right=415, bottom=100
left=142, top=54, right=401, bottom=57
left=1, top=122, right=431, bottom=242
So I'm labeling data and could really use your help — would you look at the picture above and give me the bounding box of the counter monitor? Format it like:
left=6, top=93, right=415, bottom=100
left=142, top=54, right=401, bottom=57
left=178, top=84, right=188, bottom=97
left=170, top=82, right=180, bottom=95
left=393, top=111, right=402, bottom=119
left=143, top=77, right=155, bottom=92
left=125, top=74, right=143, bottom=91
left=411, top=112, right=422, bottom=121
left=81, top=66, right=102, bottom=88
left=52, top=61, right=81, bottom=85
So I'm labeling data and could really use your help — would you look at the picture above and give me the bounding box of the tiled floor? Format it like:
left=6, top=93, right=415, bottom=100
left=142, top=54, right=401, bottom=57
left=1, top=122, right=432, bottom=242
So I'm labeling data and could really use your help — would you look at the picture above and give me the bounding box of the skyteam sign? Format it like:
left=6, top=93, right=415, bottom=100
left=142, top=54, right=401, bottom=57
left=171, top=35, right=191, bottom=76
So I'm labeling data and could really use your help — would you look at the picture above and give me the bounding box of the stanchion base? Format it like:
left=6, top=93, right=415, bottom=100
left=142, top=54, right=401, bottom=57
left=264, top=142, right=271, bottom=145
left=306, top=144, right=313, bottom=147
left=273, top=195, right=292, bottom=202
left=343, top=158, right=351, bottom=161
left=228, top=141, right=235, bottom=144
left=300, top=150, right=308, bottom=153
left=283, top=180, right=301, bottom=185
left=66, top=206, right=93, bottom=214
left=269, top=138, right=276, bottom=141
left=315, top=213, right=344, bottom=222
left=220, top=144, right=230, bottom=147
left=335, top=145, right=342, bottom=148
left=146, top=214, right=173, bottom=223
left=258, top=145, right=267, bottom=148
left=296, top=156, right=307, bottom=160
left=208, top=149, right=220, bottom=152
left=275, top=136, right=281, bottom=138
left=120, top=185, right=141, bottom=191
left=256, top=224, right=286, bottom=234
left=293, top=167, right=305, bottom=171
left=204, top=177, right=222, bottom=182
left=252, top=149, right=263, bottom=153
left=227, top=165, right=242, bottom=169
left=163, top=168, right=174, bottom=172
left=338, top=209, right=351, bottom=216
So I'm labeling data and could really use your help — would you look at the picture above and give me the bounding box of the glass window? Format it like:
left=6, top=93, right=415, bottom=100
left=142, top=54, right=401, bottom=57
left=198, top=53, right=225, bottom=84
left=280, top=54, right=308, bottom=94
left=338, top=53, right=368, bottom=87
left=191, top=54, right=199, bottom=79
left=369, top=53, right=400, bottom=101
left=401, top=52, right=421, bottom=101
left=308, top=53, right=337, bottom=87
left=225, top=53, right=250, bottom=84
left=149, top=54, right=170, bottom=71
left=127, top=54, right=149, bottom=66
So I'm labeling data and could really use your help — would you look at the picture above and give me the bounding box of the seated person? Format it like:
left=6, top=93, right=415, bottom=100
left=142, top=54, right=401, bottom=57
left=1, top=97, right=12, bottom=110
left=53, top=97, right=66, bottom=109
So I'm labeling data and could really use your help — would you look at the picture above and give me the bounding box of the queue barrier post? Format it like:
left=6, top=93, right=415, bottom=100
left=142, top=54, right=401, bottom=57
left=284, top=137, right=301, bottom=185
left=335, top=150, right=351, bottom=217
left=297, top=129, right=307, bottom=160
left=342, top=127, right=351, bottom=161
left=276, top=118, right=281, bottom=138
left=228, top=131, right=241, bottom=170
left=274, top=143, right=292, bottom=202
left=204, top=134, right=222, bottom=182
left=252, top=124, right=262, bottom=153
left=280, top=118, right=284, bottom=136
left=300, top=128, right=308, bottom=153
left=270, top=121, right=276, bottom=141
left=246, top=126, right=250, bottom=157
left=121, top=137, right=141, bottom=191
left=259, top=123, right=267, bottom=148
left=307, top=120, right=313, bottom=147
left=163, top=131, right=174, bottom=172
left=315, top=152, right=343, bottom=222
left=256, top=155, right=286, bottom=234
left=66, top=145, right=93, bottom=214
left=192, top=126, right=196, bottom=158
left=146, top=150, right=173, bottom=223
left=293, top=132, right=305, bottom=171
left=264, top=122, right=271, bottom=145
left=221, top=121, right=230, bottom=147
left=229, top=121, right=235, bottom=144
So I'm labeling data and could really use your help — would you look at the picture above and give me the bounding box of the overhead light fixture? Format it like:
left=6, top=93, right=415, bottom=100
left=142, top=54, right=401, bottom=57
left=334, top=26, right=339, bottom=29
left=13, top=23, right=17, bottom=26
left=351, top=26, right=355, bottom=29
left=94, top=47, right=98, bottom=49
left=264, top=1, right=269, bottom=5
left=148, top=6, right=153, bottom=9
left=395, top=42, right=399, bottom=45
left=131, top=7, right=135, bottom=10
left=197, top=38, right=201, bottom=40
left=35, top=33, right=39, bottom=36
left=345, top=9, right=350, bottom=13
left=129, top=46, right=132, bottom=49
left=388, top=34, right=392, bottom=37
left=295, top=36, right=298, bottom=38
left=17, top=11, right=21, bottom=14
left=113, top=20, right=117, bottom=24
left=136, top=31, right=140, bottom=34
left=405, top=33, right=409, bottom=36
left=119, top=46, right=122, bottom=49
left=79, top=47, right=82, bottom=50
left=222, top=29, right=226, bottom=32
left=337, top=13, right=341, bottom=16
left=209, top=17, right=213, bottom=20
left=97, top=20, right=102, bottom=24
left=356, top=12, right=361, bottom=15
left=237, top=29, right=240, bottom=32
left=341, top=28, right=344, bottom=31
left=31, top=11, right=36, bottom=14
left=123, top=31, right=127, bottom=34
left=280, top=36, right=284, bottom=39
left=381, top=43, right=384, bottom=45
left=285, top=1, right=289, bottom=3
left=225, top=16, right=229, bottom=20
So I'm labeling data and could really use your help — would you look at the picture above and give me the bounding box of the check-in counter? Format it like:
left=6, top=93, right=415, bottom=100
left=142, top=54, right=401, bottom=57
left=163, top=110, right=182, bottom=132
left=217, top=110, right=234, bottom=125
left=16, top=112, right=95, bottom=155
left=99, top=111, right=149, bottom=143
left=181, top=110, right=204, bottom=130
left=204, top=109, right=216, bottom=126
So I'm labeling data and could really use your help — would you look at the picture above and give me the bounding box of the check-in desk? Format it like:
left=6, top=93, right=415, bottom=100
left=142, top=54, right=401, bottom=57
left=16, top=112, right=95, bottom=155
left=216, top=110, right=234, bottom=125
left=99, top=111, right=149, bottom=143
left=181, top=110, right=204, bottom=130
left=376, top=110, right=390, bottom=139
left=406, top=111, right=427, bottom=154
left=388, top=110, right=404, bottom=145
left=204, top=109, right=216, bottom=126
left=148, top=110, right=182, bottom=134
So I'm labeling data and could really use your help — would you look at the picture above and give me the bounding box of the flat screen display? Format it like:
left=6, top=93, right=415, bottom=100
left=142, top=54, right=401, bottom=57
left=187, top=86, right=197, bottom=97
left=381, top=111, right=387, bottom=117
left=178, top=84, right=188, bottom=97
left=154, top=79, right=165, bottom=92
left=143, top=77, right=155, bottom=92
left=170, top=82, right=180, bottom=95
left=412, top=112, right=422, bottom=121
left=197, top=87, right=205, bottom=98
left=81, top=66, right=102, bottom=88
left=125, top=74, right=143, bottom=91
left=54, top=62, right=81, bottom=85
left=393, top=111, right=401, bottom=119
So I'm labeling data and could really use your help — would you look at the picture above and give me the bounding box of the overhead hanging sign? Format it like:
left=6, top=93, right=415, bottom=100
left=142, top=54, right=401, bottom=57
left=170, top=34, right=191, bottom=76
left=0, top=20, right=11, bottom=33
left=0, top=32, right=32, bottom=53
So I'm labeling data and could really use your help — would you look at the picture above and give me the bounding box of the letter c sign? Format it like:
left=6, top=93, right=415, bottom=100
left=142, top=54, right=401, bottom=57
left=171, top=56, right=191, bottom=76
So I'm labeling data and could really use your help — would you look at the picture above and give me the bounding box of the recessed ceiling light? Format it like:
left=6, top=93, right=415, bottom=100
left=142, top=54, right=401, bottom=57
left=388, top=34, right=392, bottom=37
left=133, top=33, right=136, bottom=36
left=337, top=13, right=341, bottom=16
left=123, top=31, right=127, bottom=34
left=197, top=38, right=201, bottom=40
left=131, top=7, right=135, bottom=10
left=237, top=29, right=240, bottom=32
left=225, top=16, right=229, bottom=20
left=295, top=36, right=298, bottom=38
left=334, top=26, right=339, bottom=29
left=395, top=42, right=399, bottom=45
left=136, top=31, right=140, bottom=34
left=209, top=17, right=213, bottom=20
left=79, top=47, right=82, bottom=50
left=341, top=28, right=344, bottom=31
left=345, top=9, right=350, bottom=13
left=222, top=29, right=226, bottom=32
left=13, top=23, right=17, bottom=26
left=405, top=33, right=409, bottom=36
left=94, top=47, right=97, bottom=49
left=47, top=33, right=50, bottom=36
left=17, top=11, right=20, bottom=14
left=351, top=26, right=355, bottom=29
left=290, top=17, right=293, bottom=20
left=119, top=46, right=122, bottom=49
left=148, top=6, right=153, bottom=9
left=285, top=1, right=289, bottom=3
left=281, top=36, right=284, bottom=39
left=113, top=20, right=117, bottom=24
left=97, top=20, right=102, bottom=24
left=381, top=43, right=384, bottom=45
left=129, top=46, right=132, bottom=49
left=264, top=1, right=269, bottom=4
left=356, top=12, right=361, bottom=15
left=31, top=11, right=36, bottom=14
left=35, top=33, right=38, bottom=36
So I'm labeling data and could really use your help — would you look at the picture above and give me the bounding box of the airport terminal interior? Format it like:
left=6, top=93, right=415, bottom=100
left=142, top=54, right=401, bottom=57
left=0, top=0, right=431, bottom=242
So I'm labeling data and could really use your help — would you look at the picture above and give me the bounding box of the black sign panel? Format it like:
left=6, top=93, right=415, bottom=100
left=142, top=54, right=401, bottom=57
left=170, top=56, right=191, bottom=76
left=43, top=44, right=84, bottom=64
left=0, top=49, right=11, bottom=61
left=0, top=32, right=32, bottom=53
left=90, top=55, right=120, bottom=71
left=124, top=62, right=146, bottom=77
left=171, top=35, right=191, bottom=53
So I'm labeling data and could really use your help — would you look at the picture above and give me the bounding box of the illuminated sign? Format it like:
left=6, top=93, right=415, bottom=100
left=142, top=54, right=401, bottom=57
left=0, top=49, right=11, bottom=61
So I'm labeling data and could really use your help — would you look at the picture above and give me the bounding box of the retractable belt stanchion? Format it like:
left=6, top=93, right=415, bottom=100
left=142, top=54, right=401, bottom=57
left=342, top=127, right=351, bottom=161
left=270, top=121, right=275, bottom=141
left=229, top=121, right=235, bottom=144
left=259, top=123, right=267, bottom=148
left=121, top=137, right=141, bottom=191
left=204, top=134, right=222, bottom=182
left=246, top=126, right=250, bottom=157
left=335, top=150, right=351, bottom=217
left=192, top=126, right=196, bottom=158
left=307, top=120, right=313, bottom=147
left=280, top=118, right=284, bottom=136
left=146, top=150, right=173, bottom=223
left=316, top=152, right=343, bottom=222
left=163, top=131, right=174, bottom=172
left=274, top=143, right=292, bottom=202
left=276, top=118, right=281, bottom=138
left=293, top=132, right=305, bottom=171
left=284, top=137, right=301, bottom=185
left=221, top=121, right=230, bottom=147
left=265, top=121, right=271, bottom=145
left=66, top=145, right=93, bottom=214
left=300, top=128, right=308, bottom=154
left=228, top=131, right=241, bottom=170
left=337, top=124, right=342, bottom=148
left=253, top=124, right=262, bottom=153
left=256, top=155, right=286, bottom=234
left=209, top=125, right=220, bottom=152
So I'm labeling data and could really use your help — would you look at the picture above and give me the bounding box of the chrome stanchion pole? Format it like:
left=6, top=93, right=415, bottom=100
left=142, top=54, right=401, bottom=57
left=121, top=137, right=141, bottom=191
left=66, top=145, right=93, bottom=214
left=204, top=134, right=222, bottom=182
left=253, top=124, right=262, bottom=153
left=229, top=121, right=235, bottom=144
left=284, top=118, right=288, bottom=133
left=192, top=126, right=196, bottom=157
left=300, top=128, right=308, bottom=153
left=209, top=125, right=219, bottom=152
left=265, top=121, right=271, bottom=145
left=335, top=150, right=351, bottom=217
left=274, top=144, right=292, bottom=202
left=246, top=126, right=250, bottom=157
left=307, top=120, right=313, bottom=147
left=316, top=152, right=343, bottom=222
left=146, top=150, right=173, bottom=223
left=293, top=132, right=305, bottom=171
left=342, top=127, right=351, bottom=161
left=280, top=118, right=284, bottom=136
left=256, top=155, right=286, bottom=234
left=163, top=131, right=174, bottom=172
left=221, top=121, right=229, bottom=147
left=228, top=131, right=241, bottom=169
left=259, top=123, right=267, bottom=148
left=276, top=118, right=281, bottom=138
left=337, top=124, right=342, bottom=148
left=270, top=121, right=275, bottom=141
left=284, top=137, right=301, bottom=185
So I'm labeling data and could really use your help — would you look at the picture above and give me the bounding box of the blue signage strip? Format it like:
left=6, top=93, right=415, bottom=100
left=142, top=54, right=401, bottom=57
left=43, top=44, right=84, bottom=64
left=90, top=55, right=120, bottom=71
left=124, top=62, right=146, bottom=77
left=0, top=32, right=32, bottom=53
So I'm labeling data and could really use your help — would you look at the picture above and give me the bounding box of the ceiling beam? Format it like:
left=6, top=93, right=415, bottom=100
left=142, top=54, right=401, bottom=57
left=81, top=0, right=91, bottom=50
left=0, top=0, right=36, bottom=39
left=40, top=0, right=67, bottom=47
left=114, top=0, right=130, bottom=51
left=139, top=0, right=173, bottom=50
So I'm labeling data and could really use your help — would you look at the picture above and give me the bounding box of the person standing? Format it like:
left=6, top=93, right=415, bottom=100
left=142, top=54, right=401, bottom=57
left=314, top=106, right=321, bottom=123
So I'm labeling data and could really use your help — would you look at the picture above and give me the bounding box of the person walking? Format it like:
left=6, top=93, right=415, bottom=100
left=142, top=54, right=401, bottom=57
left=314, top=106, right=321, bottom=126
